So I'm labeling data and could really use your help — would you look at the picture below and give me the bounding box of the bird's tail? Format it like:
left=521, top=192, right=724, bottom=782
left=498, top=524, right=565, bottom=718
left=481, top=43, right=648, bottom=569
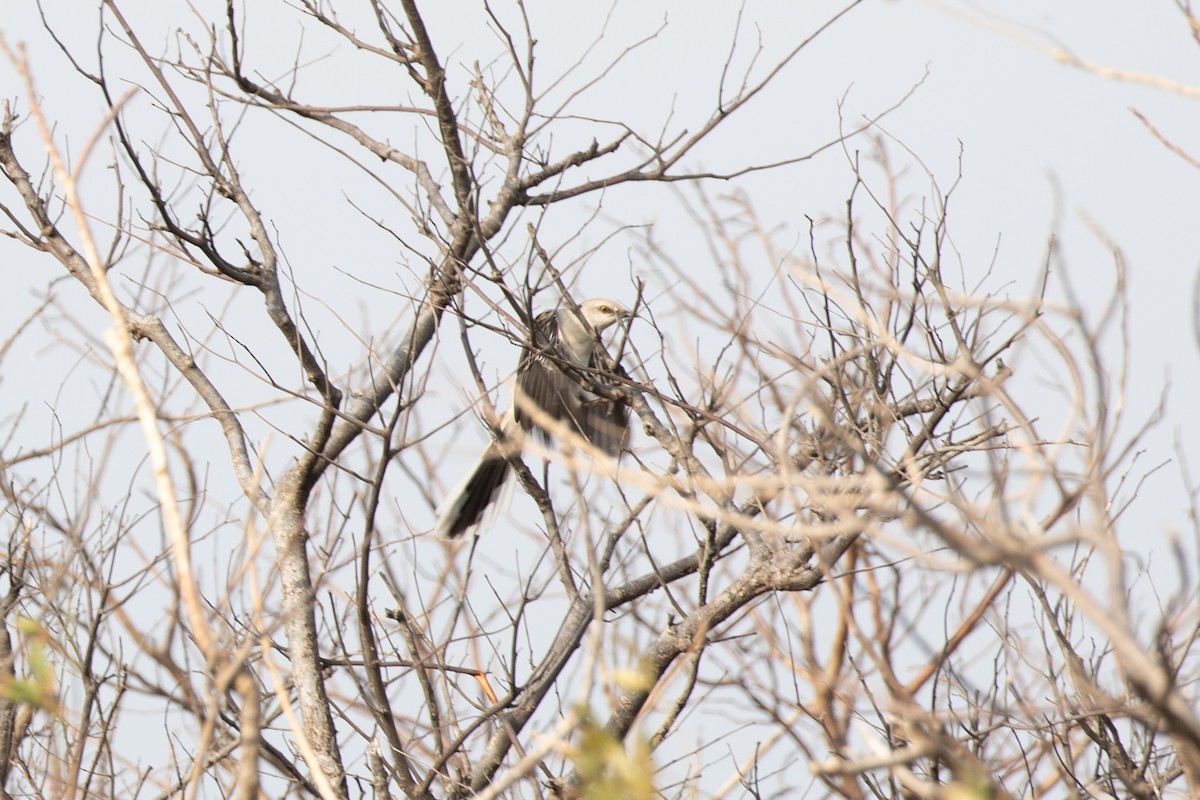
left=434, top=444, right=514, bottom=538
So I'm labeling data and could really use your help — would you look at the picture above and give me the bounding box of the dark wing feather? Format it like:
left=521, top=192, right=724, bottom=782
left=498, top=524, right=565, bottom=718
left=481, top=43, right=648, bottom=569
left=578, top=346, right=629, bottom=454
left=579, top=391, right=629, bottom=454
left=514, top=352, right=583, bottom=437
left=515, top=310, right=584, bottom=438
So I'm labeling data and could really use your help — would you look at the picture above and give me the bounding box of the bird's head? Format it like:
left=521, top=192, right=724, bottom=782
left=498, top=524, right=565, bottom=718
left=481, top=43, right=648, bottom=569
left=579, top=298, right=632, bottom=332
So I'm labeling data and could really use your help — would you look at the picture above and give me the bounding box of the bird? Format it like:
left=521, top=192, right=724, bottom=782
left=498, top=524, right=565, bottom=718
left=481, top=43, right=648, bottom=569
left=435, top=298, right=632, bottom=538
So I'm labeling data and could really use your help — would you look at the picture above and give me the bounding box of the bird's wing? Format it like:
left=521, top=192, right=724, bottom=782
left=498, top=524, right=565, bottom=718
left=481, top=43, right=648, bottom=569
left=515, top=310, right=583, bottom=438
left=578, top=349, right=629, bottom=455
left=514, top=348, right=585, bottom=438
left=579, top=391, right=629, bottom=455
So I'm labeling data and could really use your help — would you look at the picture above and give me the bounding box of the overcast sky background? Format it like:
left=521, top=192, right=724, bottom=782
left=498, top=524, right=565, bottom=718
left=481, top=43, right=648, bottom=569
left=1, top=0, right=1198, bottom=791
left=3, top=0, right=1198, bottom=660
left=2, top=0, right=1196, bottom=631
left=5, top=0, right=1198, bottom=501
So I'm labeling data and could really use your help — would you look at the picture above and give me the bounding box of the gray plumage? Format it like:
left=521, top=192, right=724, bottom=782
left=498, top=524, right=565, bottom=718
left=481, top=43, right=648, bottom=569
left=435, top=298, right=631, bottom=538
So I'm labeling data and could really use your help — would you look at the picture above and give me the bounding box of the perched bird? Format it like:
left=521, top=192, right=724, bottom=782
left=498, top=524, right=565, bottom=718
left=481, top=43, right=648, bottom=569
left=435, top=298, right=631, bottom=538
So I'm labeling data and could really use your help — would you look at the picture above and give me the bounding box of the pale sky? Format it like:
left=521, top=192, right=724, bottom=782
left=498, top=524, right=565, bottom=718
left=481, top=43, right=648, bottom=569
left=1, top=0, right=1197, bottom=792
left=4, top=0, right=1196, bottom=649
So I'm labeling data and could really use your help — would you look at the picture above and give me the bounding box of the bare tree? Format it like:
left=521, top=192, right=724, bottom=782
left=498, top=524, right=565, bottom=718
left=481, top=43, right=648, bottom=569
left=0, top=2, right=1196, bottom=799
